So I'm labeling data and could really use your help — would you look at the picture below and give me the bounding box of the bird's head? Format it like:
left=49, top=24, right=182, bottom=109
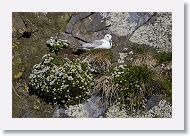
left=104, top=34, right=112, bottom=42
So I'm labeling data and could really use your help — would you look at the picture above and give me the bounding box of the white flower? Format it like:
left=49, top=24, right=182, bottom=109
left=129, top=51, right=134, bottom=55
left=68, top=76, right=73, bottom=81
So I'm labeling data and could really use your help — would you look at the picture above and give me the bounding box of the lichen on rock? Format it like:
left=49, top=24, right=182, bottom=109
left=130, top=13, right=172, bottom=52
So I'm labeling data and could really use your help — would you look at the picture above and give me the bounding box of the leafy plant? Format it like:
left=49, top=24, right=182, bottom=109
left=155, top=52, right=172, bottom=64
left=112, top=65, right=153, bottom=111
left=128, top=43, right=157, bottom=55
left=29, top=54, right=93, bottom=106
left=46, top=37, right=69, bottom=55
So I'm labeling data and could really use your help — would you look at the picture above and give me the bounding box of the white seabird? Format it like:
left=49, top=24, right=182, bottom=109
left=81, top=34, right=112, bottom=50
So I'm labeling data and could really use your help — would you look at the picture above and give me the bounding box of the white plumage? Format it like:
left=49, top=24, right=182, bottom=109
left=81, top=34, right=112, bottom=50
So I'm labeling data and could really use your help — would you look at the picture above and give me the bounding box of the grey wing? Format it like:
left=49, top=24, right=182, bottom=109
left=82, top=43, right=95, bottom=48
left=82, top=40, right=103, bottom=48
left=92, top=40, right=104, bottom=47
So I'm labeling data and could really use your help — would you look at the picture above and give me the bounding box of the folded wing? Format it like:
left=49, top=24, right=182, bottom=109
left=82, top=40, right=104, bottom=49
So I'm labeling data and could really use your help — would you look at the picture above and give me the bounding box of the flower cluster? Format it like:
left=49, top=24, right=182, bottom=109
left=29, top=54, right=93, bottom=106
left=46, top=37, right=69, bottom=55
left=112, top=64, right=153, bottom=111
left=118, top=49, right=134, bottom=64
left=118, top=53, right=128, bottom=64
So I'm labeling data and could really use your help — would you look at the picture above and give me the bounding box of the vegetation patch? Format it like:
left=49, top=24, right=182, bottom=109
left=46, top=37, right=70, bottom=55
left=127, top=43, right=172, bottom=65
left=155, top=52, right=172, bottom=64
left=82, top=49, right=113, bottom=76
left=29, top=54, right=93, bottom=106
left=110, top=64, right=172, bottom=112
left=93, top=76, right=118, bottom=107
left=128, top=43, right=157, bottom=55
left=112, top=64, right=153, bottom=111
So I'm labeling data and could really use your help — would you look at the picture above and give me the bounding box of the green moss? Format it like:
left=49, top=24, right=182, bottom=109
left=111, top=42, right=118, bottom=49
left=162, top=79, right=172, bottom=93
left=13, top=72, right=23, bottom=79
left=133, top=45, right=146, bottom=54
left=12, top=89, right=54, bottom=118
left=128, top=43, right=157, bottom=55
left=128, top=43, right=172, bottom=65
left=51, top=56, right=64, bottom=66
left=155, top=52, right=172, bottom=64
left=159, top=77, right=172, bottom=102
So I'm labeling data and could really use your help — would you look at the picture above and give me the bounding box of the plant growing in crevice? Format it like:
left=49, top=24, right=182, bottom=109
left=93, top=76, right=118, bottom=108
left=46, top=37, right=70, bottom=55
left=127, top=43, right=172, bottom=67
left=112, top=64, right=154, bottom=112
left=29, top=54, right=93, bottom=106
left=155, top=51, right=172, bottom=64
left=157, top=76, right=172, bottom=102
left=82, top=49, right=113, bottom=76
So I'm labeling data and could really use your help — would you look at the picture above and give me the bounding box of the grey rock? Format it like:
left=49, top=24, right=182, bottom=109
left=130, top=12, right=172, bottom=52
left=57, top=32, right=85, bottom=48
left=84, top=95, right=106, bottom=118
left=70, top=15, right=80, bottom=25
left=13, top=12, right=172, bottom=118
left=52, top=106, right=69, bottom=118
left=52, top=95, right=106, bottom=118
left=64, top=13, right=110, bottom=44
left=65, top=22, right=73, bottom=34
left=146, top=95, right=162, bottom=110
left=21, top=112, right=34, bottom=118
left=100, top=12, right=154, bottom=38
left=78, top=12, right=93, bottom=19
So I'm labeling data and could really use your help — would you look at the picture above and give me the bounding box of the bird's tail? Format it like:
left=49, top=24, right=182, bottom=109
left=76, top=46, right=91, bottom=51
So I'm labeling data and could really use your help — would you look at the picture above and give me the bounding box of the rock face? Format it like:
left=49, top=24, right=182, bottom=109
left=84, top=95, right=106, bottom=118
left=57, top=12, right=165, bottom=48
left=100, top=12, right=154, bottom=37
left=57, top=12, right=172, bottom=64
left=146, top=95, right=162, bottom=110
left=130, top=13, right=172, bottom=52
left=53, top=95, right=106, bottom=118
left=58, top=12, right=110, bottom=48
